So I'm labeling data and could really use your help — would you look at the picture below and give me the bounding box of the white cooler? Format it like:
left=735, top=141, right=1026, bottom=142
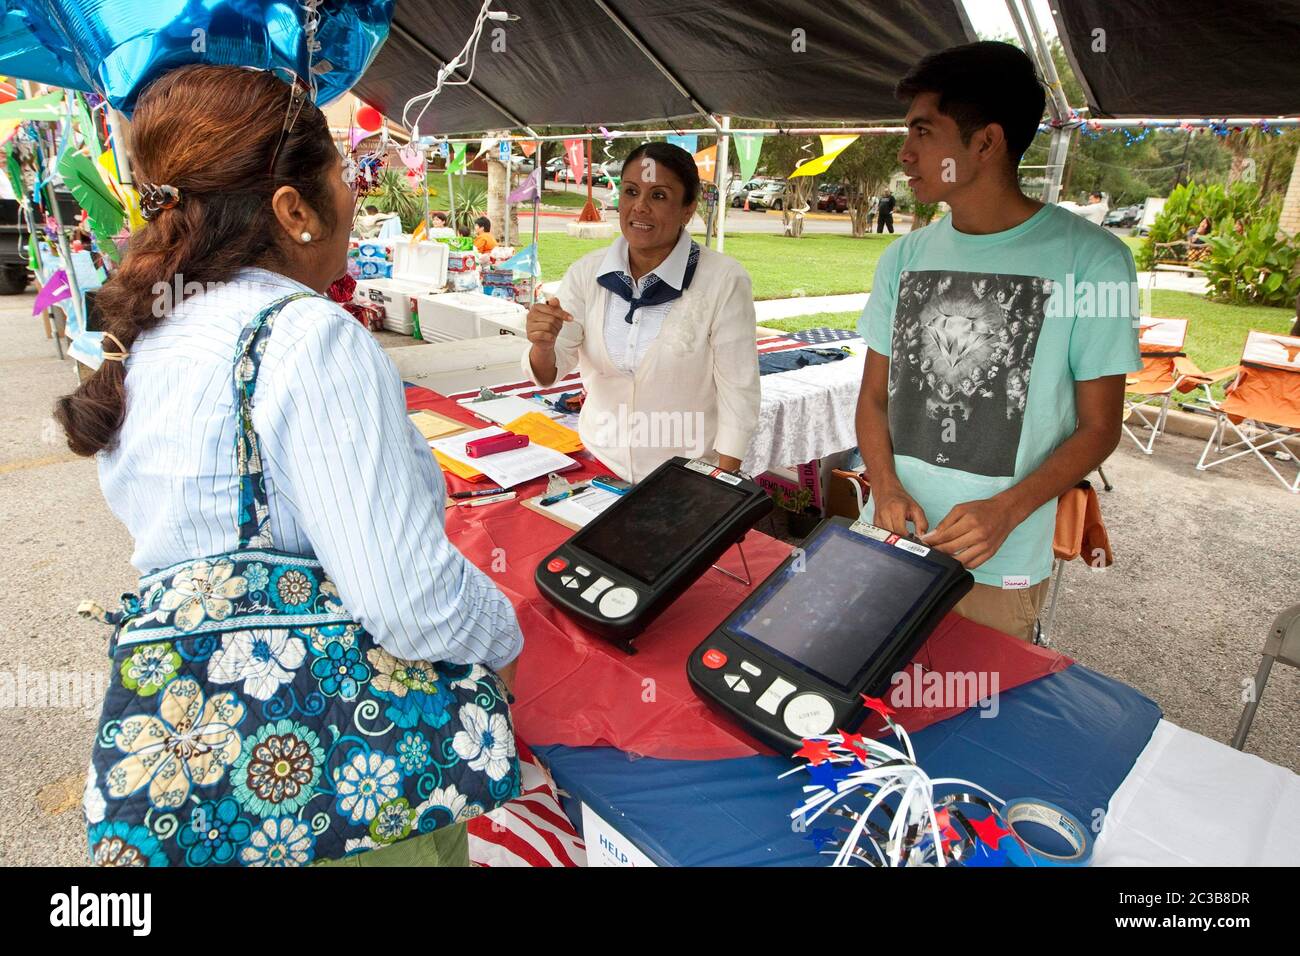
left=355, top=238, right=450, bottom=336
left=416, top=291, right=528, bottom=343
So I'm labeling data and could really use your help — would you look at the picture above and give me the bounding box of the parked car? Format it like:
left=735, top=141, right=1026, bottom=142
left=0, top=188, right=82, bottom=294
left=817, top=183, right=849, bottom=213
left=729, top=177, right=774, bottom=206
left=1103, top=204, right=1141, bottom=228
left=743, top=180, right=788, bottom=210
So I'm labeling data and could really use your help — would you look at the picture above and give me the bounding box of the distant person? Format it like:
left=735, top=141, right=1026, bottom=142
left=1081, top=191, right=1109, bottom=225
left=431, top=211, right=448, bottom=228
left=1059, top=191, right=1107, bottom=225
left=1187, top=216, right=1213, bottom=260
left=855, top=41, right=1139, bottom=642
left=473, top=216, right=497, bottom=253
left=876, top=190, right=896, bottom=233
left=356, top=203, right=399, bottom=238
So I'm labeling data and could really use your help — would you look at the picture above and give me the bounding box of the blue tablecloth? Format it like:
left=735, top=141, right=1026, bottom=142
left=535, top=665, right=1161, bottom=866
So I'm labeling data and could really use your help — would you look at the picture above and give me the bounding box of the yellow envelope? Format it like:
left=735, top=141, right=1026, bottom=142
left=432, top=449, right=485, bottom=481
left=504, top=411, right=584, bottom=454
left=409, top=409, right=469, bottom=441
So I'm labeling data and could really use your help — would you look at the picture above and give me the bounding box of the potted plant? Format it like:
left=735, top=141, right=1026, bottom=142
left=773, top=486, right=821, bottom=538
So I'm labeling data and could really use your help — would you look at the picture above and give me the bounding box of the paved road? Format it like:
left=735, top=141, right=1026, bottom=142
left=1, top=289, right=1295, bottom=864
left=521, top=188, right=903, bottom=236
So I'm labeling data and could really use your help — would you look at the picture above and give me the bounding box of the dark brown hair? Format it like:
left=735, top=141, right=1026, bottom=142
left=621, top=142, right=700, bottom=205
left=896, top=41, right=1046, bottom=168
left=54, top=65, right=339, bottom=456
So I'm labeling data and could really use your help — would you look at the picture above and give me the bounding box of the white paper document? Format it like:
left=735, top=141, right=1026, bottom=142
left=429, top=426, right=577, bottom=488
left=537, top=485, right=621, bottom=527
left=459, top=395, right=560, bottom=425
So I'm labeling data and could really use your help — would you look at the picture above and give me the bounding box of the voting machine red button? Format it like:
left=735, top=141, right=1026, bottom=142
left=702, top=648, right=728, bottom=669
left=547, top=557, right=568, bottom=573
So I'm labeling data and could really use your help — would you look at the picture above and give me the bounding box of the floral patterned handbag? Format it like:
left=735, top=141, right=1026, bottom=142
left=82, top=293, right=520, bottom=866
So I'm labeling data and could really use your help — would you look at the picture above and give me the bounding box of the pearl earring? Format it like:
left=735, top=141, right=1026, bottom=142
left=299, top=231, right=311, bottom=243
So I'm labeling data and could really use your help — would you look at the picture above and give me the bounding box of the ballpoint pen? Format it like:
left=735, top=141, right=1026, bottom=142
left=539, top=484, right=589, bottom=507
left=450, top=487, right=507, bottom=499
left=456, top=491, right=517, bottom=508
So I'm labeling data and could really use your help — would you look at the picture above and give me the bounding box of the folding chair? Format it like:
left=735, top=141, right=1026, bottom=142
left=1034, top=480, right=1113, bottom=647
left=1231, top=603, right=1300, bottom=750
left=1194, top=330, right=1300, bottom=494
left=1123, top=318, right=1194, bottom=454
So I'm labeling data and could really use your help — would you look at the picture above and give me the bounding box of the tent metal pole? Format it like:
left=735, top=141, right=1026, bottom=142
left=1005, top=0, right=1072, bottom=203
left=714, top=115, right=731, bottom=252
left=1019, top=0, right=1074, bottom=203
left=591, top=0, right=722, bottom=132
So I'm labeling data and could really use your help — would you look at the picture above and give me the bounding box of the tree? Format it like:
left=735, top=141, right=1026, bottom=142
left=759, top=131, right=819, bottom=237
left=833, top=134, right=903, bottom=237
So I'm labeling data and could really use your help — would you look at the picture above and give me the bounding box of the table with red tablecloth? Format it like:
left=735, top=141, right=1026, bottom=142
left=405, top=383, right=1075, bottom=762
left=405, top=384, right=1299, bottom=867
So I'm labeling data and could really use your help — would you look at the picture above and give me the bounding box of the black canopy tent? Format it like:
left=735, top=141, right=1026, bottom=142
left=351, top=0, right=1300, bottom=233
left=1053, top=0, right=1300, bottom=118
left=353, top=0, right=976, bottom=134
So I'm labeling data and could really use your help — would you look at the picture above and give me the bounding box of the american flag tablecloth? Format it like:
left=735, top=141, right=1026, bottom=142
left=445, top=328, right=866, bottom=474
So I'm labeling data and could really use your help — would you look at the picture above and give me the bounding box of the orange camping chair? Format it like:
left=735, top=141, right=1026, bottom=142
left=1194, top=330, right=1300, bottom=494
left=1123, top=318, right=1195, bottom=454
left=1035, top=480, right=1113, bottom=647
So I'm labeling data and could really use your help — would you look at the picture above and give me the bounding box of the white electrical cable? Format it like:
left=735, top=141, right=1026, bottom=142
left=402, top=0, right=510, bottom=138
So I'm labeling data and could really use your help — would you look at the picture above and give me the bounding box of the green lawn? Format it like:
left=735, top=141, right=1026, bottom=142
left=762, top=292, right=1294, bottom=401
left=537, top=232, right=899, bottom=301
left=535, top=231, right=1291, bottom=397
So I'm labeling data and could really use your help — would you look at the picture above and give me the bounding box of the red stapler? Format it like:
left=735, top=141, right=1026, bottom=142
left=465, top=432, right=530, bottom=458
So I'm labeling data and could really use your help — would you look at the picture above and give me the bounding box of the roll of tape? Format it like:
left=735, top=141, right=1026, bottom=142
left=1001, top=799, right=1093, bottom=867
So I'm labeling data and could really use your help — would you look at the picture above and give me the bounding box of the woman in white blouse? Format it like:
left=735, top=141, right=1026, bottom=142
left=524, top=143, right=760, bottom=482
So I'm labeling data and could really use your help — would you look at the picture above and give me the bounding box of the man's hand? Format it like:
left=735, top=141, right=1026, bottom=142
left=526, top=296, right=573, bottom=351
left=922, top=496, right=1020, bottom=569
left=870, top=481, right=929, bottom=537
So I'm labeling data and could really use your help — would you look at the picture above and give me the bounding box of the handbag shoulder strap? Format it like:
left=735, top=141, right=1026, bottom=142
left=232, top=291, right=320, bottom=549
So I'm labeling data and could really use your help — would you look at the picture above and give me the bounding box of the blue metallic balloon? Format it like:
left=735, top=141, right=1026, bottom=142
left=0, top=3, right=87, bottom=90
left=0, top=0, right=392, bottom=115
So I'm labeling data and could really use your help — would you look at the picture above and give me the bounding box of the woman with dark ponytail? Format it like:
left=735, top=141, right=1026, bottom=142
left=65, top=66, right=523, bottom=867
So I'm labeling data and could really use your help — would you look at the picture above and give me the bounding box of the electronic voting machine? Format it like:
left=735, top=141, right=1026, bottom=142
left=535, top=457, right=773, bottom=651
left=688, top=517, right=973, bottom=752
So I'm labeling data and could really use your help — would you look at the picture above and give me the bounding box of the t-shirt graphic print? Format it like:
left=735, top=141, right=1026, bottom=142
left=887, top=269, right=1052, bottom=478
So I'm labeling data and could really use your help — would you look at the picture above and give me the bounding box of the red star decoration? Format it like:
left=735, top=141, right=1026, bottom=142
left=793, top=739, right=834, bottom=766
left=939, top=825, right=962, bottom=854
left=838, top=729, right=870, bottom=760
left=860, top=694, right=897, bottom=719
left=969, top=813, right=1012, bottom=848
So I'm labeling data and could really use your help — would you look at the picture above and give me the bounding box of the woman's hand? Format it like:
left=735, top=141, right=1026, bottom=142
left=496, top=658, right=518, bottom=694
left=526, top=297, right=573, bottom=352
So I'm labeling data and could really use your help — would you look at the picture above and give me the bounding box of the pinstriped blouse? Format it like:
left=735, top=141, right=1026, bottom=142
left=97, top=268, right=523, bottom=669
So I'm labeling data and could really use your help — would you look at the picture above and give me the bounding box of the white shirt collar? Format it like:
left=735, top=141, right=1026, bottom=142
left=597, top=228, right=692, bottom=291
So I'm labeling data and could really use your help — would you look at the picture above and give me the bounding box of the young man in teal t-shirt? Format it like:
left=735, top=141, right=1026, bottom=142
left=856, top=41, right=1140, bottom=641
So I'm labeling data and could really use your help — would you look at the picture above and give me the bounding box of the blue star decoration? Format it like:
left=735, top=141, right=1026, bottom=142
left=804, top=827, right=837, bottom=851
left=806, top=761, right=856, bottom=792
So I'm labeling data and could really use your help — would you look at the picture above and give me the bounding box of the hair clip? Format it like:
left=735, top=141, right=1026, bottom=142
left=138, top=182, right=181, bottom=220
